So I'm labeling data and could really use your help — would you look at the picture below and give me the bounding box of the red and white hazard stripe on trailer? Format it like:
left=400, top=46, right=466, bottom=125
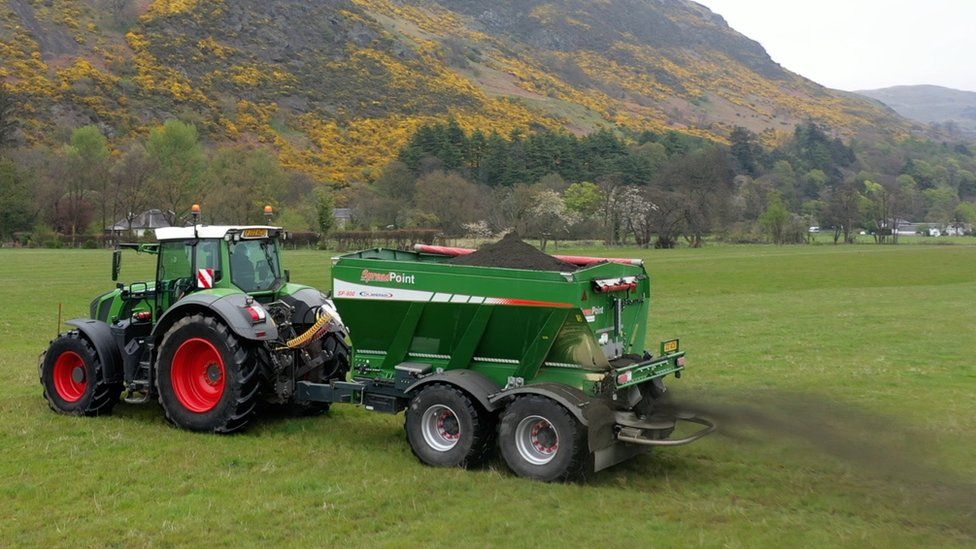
left=333, top=280, right=573, bottom=309
left=197, top=268, right=215, bottom=289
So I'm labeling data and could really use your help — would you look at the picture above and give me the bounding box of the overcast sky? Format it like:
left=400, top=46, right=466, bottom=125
left=695, top=0, right=976, bottom=92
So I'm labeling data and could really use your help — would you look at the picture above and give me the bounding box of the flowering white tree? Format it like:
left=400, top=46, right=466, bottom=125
left=614, top=186, right=685, bottom=248
left=528, top=189, right=580, bottom=250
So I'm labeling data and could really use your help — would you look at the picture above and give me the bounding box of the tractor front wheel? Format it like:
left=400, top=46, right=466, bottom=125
left=405, top=383, right=494, bottom=468
left=498, top=395, right=588, bottom=481
left=156, top=314, right=259, bottom=433
left=40, top=332, right=121, bottom=416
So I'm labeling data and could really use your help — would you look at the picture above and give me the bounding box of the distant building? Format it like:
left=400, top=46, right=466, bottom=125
left=105, top=209, right=172, bottom=237
left=334, top=208, right=351, bottom=229
left=892, top=219, right=919, bottom=236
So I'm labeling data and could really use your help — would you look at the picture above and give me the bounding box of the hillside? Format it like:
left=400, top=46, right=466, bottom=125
left=857, top=85, right=976, bottom=136
left=0, top=0, right=908, bottom=181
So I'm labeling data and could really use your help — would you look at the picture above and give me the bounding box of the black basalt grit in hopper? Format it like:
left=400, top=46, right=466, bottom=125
left=446, top=234, right=577, bottom=271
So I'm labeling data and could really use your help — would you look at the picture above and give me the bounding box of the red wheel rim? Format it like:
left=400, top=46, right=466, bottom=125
left=53, top=351, right=88, bottom=402
left=171, top=338, right=226, bottom=413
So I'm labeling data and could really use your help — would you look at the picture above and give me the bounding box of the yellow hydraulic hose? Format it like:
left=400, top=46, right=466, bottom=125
left=278, top=307, right=333, bottom=350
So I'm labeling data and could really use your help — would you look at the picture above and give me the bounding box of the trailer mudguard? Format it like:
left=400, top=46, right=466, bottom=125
left=405, top=370, right=503, bottom=412
left=153, top=293, right=278, bottom=344
left=489, top=383, right=617, bottom=452
left=65, top=319, right=123, bottom=384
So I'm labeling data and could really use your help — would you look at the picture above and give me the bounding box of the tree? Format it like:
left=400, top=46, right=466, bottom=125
left=0, top=158, right=32, bottom=241
left=108, top=142, right=153, bottom=235
left=564, top=182, right=603, bottom=218
left=147, top=120, right=204, bottom=225
left=488, top=183, right=537, bottom=235
left=954, top=202, right=976, bottom=224
left=759, top=194, right=791, bottom=244
left=316, top=189, right=335, bottom=234
left=63, top=126, right=110, bottom=240
left=0, top=83, right=16, bottom=150
left=823, top=179, right=863, bottom=244
left=922, top=186, right=958, bottom=224
left=597, top=175, right=625, bottom=245
left=656, top=147, right=734, bottom=248
left=647, top=188, right=688, bottom=249
left=615, top=186, right=655, bottom=247
left=526, top=189, right=579, bottom=250
left=862, top=178, right=905, bottom=244
left=371, top=160, right=416, bottom=228
left=204, top=146, right=286, bottom=224
left=413, top=171, right=483, bottom=235
left=730, top=126, right=763, bottom=176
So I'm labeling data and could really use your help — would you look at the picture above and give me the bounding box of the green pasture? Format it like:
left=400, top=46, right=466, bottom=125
left=1, top=244, right=974, bottom=547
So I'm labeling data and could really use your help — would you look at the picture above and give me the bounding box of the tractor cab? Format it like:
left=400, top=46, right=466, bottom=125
left=152, top=225, right=286, bottom=311
left=105, top=225, right=288, bottom=324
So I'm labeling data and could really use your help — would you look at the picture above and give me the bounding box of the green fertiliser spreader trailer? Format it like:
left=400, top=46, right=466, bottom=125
left=308, top=244, right=714, bottom=480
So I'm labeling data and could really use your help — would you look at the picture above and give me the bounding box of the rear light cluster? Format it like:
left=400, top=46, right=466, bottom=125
left=245, top=305, right=266, bottom=323
left=616, top=370, right=633, bottom=385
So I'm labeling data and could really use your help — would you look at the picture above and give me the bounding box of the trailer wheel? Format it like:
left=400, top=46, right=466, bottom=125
left=405, top=384, right=494, bottom=468
left=40, top=332, right=121, bottom=416
left=156, top=314, right=259, bottom=433
left=498, top=395, right=588, bottom=481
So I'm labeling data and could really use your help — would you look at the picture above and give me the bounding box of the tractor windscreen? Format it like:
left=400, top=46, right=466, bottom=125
left=229, top=238, right=282, bottom=293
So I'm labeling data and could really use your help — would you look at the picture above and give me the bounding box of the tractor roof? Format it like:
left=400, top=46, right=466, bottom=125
left=154, top=225, right=281, bottom=241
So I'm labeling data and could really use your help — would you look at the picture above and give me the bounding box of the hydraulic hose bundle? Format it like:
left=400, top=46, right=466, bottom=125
left=278, top=307, right=333, bottom=350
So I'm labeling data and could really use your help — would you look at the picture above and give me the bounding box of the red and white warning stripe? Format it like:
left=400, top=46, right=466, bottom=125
left=197, top=268, right=215, bottom=289
left=334, top=280, right=573, bottom=309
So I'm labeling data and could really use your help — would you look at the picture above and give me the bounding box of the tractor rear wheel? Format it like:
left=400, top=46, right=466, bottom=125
left=156, top=314, right=259, bottom=433
left=498, top=395, right=588, bottom=482
left=40, top=332, right=121, bottom=416
left=405, top=383, right=495, bottom=468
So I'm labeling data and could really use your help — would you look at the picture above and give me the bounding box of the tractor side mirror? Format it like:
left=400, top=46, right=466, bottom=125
left=284, top=269, right=291, bottom=283
left=112, top=250, right=122, bottom=281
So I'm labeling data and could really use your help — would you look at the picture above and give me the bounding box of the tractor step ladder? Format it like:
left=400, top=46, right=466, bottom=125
left=124, top=344, right=155, bottom=404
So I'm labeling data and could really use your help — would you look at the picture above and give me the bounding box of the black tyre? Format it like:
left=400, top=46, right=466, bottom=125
left=498, top=395, right=588, bottom=482
left=405, top=383, right=494, bottom=468
left=156, top=314, right=259, bottom=433
left=40, top=331, right=121, bottom=416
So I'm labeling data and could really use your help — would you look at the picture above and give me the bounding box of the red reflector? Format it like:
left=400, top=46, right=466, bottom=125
left=245, top=306, right=266, bottom=323
left=677, top=356, right=686, bottom=367
left=617, top=371, right=633, bottom=385
left=133, top=311, right=152, bottom=321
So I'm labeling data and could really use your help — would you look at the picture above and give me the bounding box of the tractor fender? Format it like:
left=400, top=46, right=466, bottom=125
left=153, top=293, right=278, bottom=344
left=488, top=383, right=617, bottom=452
left=65, top=319, right=123, bottom=384
left=405, top=370, right=503, bottom=412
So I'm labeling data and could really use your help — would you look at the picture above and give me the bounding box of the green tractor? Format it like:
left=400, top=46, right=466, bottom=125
left=40, top=208, right=349, bottom=432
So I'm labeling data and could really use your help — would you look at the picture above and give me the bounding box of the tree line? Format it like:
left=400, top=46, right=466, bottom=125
left=346, top=119, right=976, bottom=246
left=2, top=80, right=975, bottom=248
left=0, top=82, right=328, bottom=246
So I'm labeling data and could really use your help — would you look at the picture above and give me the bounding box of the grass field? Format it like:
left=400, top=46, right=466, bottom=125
left=1, top=244, right=974, bottom=547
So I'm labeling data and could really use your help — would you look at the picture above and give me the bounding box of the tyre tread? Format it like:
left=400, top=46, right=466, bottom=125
left=157, top=314, right=259, bottom=433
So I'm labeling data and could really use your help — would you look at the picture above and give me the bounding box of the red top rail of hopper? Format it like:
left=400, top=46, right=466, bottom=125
left=413, top=244, right=643, bottom=268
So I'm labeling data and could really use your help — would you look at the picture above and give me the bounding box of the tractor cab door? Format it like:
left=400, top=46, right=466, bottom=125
left=155, top=239, right=224, bottom=314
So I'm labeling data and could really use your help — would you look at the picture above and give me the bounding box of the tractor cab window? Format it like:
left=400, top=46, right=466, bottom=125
left=229, top=238, right=282, bottom=293
left=156, top=240, right=223, bottom=315
left=157, top=240, right=223, bottom=284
